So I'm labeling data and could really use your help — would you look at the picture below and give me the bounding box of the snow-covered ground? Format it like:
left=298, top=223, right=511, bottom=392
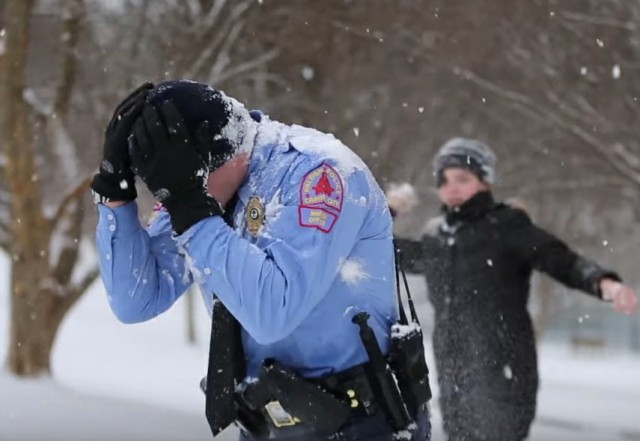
left=1, top=251, right=639, bottom=440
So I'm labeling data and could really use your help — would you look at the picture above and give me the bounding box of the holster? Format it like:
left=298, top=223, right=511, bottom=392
left=237, top=358, right=353, bottom=437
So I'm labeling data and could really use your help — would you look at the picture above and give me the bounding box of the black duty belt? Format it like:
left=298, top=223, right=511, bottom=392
left=236, top=361, right=379, bottom=436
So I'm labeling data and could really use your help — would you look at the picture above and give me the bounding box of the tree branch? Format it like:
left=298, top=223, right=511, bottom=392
left=454, top=67, right=640, bottom=187
left=52, top=194, right=84, bottom=287
left=124, top=0, right=150, bottom=89
left=198, top=0, right=228, bottom=38
left=184, top=0, right=252, bottom=78
left=50, top=177, right=90, bottom=226
left=53, top=0, right=85, bottom=118
left=212, top=48, right=279, bottom=85
left=208, top=18, right=247, bottom=80
left=62, top=265, right=99, bottom=311
left=75, top=266, right=100, bottom=297
left=516, top=177, right=627, bottom=196
left=560, top=10, right=638, bottom=31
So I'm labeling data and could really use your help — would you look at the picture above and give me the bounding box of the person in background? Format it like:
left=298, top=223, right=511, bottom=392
left=90, top=80, right=430, bottom=441
left=387, top=137, right=637, bottom=441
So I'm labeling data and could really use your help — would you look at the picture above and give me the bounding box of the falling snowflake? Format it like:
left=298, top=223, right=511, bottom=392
left=301, top=65, right=315, bottom=81
left=612, top=64, right=621, bottom=79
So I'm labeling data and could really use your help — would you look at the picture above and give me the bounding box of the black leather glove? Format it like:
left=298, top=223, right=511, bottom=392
left=90, top=82, right=153, bottom=203
left=130, top=100, right=223, bottom=234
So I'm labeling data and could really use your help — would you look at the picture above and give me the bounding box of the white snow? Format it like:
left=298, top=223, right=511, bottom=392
left=287, top=125, right=368, bottom=178
left=503, top=364, right=513, bottom=380
left=264, top=190, right=284, bottom=224
left=393, top=422, right=417, bottom=440
left=612, top=64, right=621, bottom=79
left=300, top=65, right=315, bottom=81
left=250, top=117, right=369, bottom=180
left=218, top=92, right=258, bottom=156
left=178, top=241, right=203, bottom=285
left=0, top=374, right=213, bottom=441
left=386, top=182, right=418, bottom=216
left=339, top=258, right=370, bottom=285
left=1, top=257, right=639, bottom=440
left=390, top=322, right=421, bottom=339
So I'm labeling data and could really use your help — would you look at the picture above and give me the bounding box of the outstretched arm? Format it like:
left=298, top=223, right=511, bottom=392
left=508, top=209, right=636, bottom=314
left=508, top=209, right=616, bottom=295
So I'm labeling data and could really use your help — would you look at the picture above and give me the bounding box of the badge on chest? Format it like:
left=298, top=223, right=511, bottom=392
left=246, top=196, right=265, bottom=237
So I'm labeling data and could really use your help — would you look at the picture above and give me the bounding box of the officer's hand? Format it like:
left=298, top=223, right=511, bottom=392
left=129, top=100, right=223, bottom=234
left=601, top=279, right=638, bottom=315
left=90, top=82, right=154, bottom=203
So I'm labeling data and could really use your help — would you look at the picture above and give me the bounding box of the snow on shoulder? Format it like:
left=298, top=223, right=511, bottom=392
left=287, top=124, right=368, bottom=178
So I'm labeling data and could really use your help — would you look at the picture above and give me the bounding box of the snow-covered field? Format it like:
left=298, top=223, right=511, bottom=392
left=1, top=250, right=638, bottom=440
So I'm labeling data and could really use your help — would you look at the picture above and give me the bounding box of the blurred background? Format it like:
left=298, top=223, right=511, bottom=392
left=0, top=1, right=638, bottom=440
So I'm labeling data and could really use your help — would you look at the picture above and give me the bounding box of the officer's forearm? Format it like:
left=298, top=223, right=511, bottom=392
left=97, top=203, right=190, bottom=323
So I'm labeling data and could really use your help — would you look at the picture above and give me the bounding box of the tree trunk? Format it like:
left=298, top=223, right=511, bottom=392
left=0, top=0, right=130, bottom=378
left=0, top=0, right=57, bottom=377
left=8, top=263, right=67, bottom=376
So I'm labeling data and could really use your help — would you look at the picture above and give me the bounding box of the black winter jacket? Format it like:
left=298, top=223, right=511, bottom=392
left=396, top=191, right=619, bottom=418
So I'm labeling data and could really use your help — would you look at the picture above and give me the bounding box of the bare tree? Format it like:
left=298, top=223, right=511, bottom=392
left=0, top=0, right=97, bottom=377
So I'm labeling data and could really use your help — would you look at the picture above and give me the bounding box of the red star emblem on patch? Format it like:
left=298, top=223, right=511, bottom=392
left=313, top=171, right=334, bottom=196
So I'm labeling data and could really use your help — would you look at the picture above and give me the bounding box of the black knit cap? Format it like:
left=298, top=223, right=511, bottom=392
left=145, top=80, right=235, bottom=171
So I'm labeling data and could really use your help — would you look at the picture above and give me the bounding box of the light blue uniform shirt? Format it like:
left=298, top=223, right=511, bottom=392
left=96, top=117, right=397, bottom=378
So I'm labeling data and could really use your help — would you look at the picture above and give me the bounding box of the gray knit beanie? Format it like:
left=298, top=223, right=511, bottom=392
left=433, top=138, right=497, bottom=185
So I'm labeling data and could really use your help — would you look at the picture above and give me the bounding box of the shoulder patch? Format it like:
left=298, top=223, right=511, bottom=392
left=298, top=163, right=344, bottom=232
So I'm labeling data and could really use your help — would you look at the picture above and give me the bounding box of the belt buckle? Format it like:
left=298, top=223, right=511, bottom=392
left=264, top=401, right=299, bottom=428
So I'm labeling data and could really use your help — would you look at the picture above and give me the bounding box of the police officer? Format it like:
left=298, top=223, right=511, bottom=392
left=90, top=80, right=431, bottom=441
